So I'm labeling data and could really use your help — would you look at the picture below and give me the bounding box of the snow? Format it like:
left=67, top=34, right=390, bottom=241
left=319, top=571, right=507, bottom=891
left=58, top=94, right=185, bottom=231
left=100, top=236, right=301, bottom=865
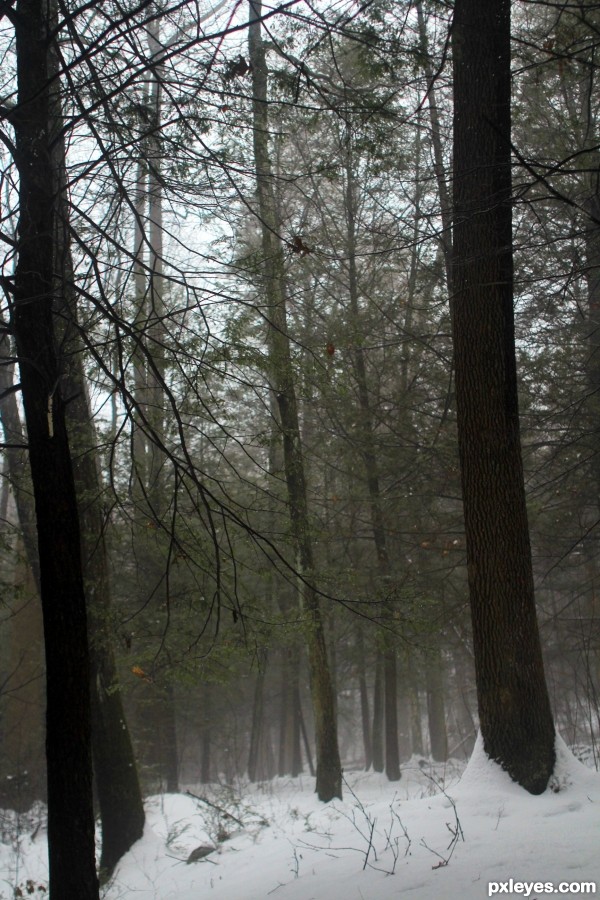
left=2, top=735, right=599, bottom=900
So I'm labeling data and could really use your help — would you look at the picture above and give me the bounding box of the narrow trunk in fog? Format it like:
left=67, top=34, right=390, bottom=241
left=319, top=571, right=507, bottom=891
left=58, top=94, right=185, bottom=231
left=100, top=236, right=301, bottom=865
left=249, top=0, right=342, bottom=802
left=344, top=148, right=400, bottom=782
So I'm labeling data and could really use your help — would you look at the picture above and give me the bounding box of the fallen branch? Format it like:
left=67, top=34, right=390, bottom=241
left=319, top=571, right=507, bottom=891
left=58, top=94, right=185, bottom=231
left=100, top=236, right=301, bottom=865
left=185, top=791, right=245, bottom=828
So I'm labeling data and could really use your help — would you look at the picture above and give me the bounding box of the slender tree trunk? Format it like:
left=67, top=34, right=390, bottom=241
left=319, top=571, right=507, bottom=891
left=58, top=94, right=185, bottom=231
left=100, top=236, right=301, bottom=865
left=0, top=343, right=45, bottom=806
left=0, top=534, right=45, bottom=811
left=371, top=651, right=384, bottom=771
left=290, top=649, right=303, bottom=777
left=344, top=145, right=400, bottom=782
left=355, top=624, right=372, bottom=769
left=248, top=652, right=267, bottom=781
left=408, top=669, right=424, bottom=757
left=159, top=681, right=179, bottom=792
left=425, top=648, right=448, bottom=762
left=130, top=11, right=179, bottom=793
left=277, top=646, right=302, bottom=776
left=201, top=682, right=212, bottom=784
left=298, top=698, right=315, bottom=776
left=416, top=0, right=453, bottom=293
left=383, top=647, right=400, bottom=779
left=248, top=0, right=342, bottom=802
left=278, top=651, right=291, bottom=777
left=452, top=0, right=555, bottom=793
left=12, top=0, right=99, bottom=892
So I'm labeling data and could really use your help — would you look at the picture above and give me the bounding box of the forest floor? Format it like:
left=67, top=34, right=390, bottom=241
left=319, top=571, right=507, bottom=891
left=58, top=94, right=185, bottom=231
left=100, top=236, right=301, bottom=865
left=1, top=735, right=599, bottom=900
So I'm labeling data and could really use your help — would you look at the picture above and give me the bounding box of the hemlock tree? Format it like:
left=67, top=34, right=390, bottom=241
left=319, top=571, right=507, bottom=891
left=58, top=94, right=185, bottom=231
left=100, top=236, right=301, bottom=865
left=451, top=0, right=555, bottom=792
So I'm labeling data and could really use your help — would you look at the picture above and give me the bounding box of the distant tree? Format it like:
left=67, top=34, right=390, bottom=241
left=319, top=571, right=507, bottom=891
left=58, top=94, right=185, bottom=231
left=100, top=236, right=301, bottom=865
left=248, top=0, right=342, bottom=802
left=451, top=0, right=555, bottom=793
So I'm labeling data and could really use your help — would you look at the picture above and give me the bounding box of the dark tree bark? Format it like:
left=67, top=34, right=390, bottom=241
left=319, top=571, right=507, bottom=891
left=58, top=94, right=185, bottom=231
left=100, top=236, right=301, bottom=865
left=1, top=330, right=145, bottom=875
left=61, top=339, right=145, bottom=877
left=48, top=83, right=145, bottom=875
left=452, top=0, right=555, bottom=793
left=11, top=0, right=99, bottom=893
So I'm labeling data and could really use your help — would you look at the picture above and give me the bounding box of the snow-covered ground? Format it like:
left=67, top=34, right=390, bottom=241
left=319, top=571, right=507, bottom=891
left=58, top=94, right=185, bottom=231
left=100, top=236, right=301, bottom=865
left=1, top=735, right=599, bottom=899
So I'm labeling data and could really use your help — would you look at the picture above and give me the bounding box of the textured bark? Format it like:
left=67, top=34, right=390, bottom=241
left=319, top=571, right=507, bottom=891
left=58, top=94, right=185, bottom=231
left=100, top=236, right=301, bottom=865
left=248, top=0, right=342, bottom=802
left=12, top=0, right=98, bottom=892
left=452, top=0, right=555, bottom=793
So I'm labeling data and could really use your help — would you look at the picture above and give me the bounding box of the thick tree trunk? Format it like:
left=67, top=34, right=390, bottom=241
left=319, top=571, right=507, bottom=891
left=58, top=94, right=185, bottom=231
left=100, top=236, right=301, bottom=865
left=248, top=0, right=342, bottom=802
left=12, top=1, right=99, bottom=893
left=452, top=0, right=555, bottom=793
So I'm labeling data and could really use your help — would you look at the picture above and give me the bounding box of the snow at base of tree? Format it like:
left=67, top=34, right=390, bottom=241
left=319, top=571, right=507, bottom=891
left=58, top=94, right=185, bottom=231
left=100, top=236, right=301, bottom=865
left=1, top=735, right=599, bottom=899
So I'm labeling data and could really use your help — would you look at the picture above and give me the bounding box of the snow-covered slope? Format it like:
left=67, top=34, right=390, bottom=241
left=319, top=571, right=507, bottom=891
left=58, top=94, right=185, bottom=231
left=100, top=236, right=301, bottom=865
left=2, top=737, right=598, bottom=900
